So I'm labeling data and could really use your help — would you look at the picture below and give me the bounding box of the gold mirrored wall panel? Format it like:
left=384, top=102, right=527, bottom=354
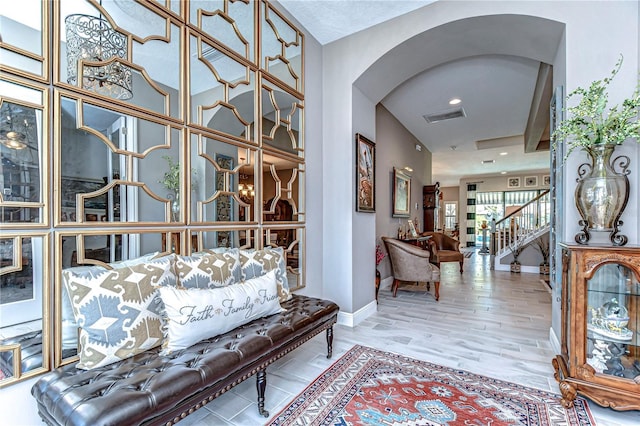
left=152, top=0, right=183, bottom=18
left=263, top=153, right=304, bottom=223
left=190, top=132, right=257, bottom=224
left=263, top=227, right=304, bottom=291
left=188, top=31, right=256, bottom=143
left=189, top=0, right=256, bottom=64
left=0, top=77, right=47, bottom=225
left=55, top=0, right=182, bottom=118
left=56, top=230, right=183, bottom=366
left=57, top=93, right=184, bottom=225
left=0, top=0, right=48, bottom=80
left=191, top=228, right=257, bottom=251
left=261, top=1, right=303, bottom=94
left=0, top=233, right=50, bottom=386
left=261, top=79, right=303, bottom=156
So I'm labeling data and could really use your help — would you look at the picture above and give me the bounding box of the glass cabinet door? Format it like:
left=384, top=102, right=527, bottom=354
left=586, top=263, right=639, bottom=380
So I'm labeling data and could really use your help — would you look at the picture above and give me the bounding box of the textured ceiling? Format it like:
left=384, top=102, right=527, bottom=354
left=280, top=1, right=557, bottom=187
left=278, top=0, right=435, bottom=45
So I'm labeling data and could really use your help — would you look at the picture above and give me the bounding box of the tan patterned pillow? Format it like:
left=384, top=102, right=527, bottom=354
left=62, top=256, right=176, bottom=369
left=174, top=249, right=241, bottom=288
left=239, top=247, right=290, bottom=302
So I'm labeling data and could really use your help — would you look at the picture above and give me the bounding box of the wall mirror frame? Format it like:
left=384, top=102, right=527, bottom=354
left=0, top=232, right=50, bottom=385
left=0, top=75, right=49, bottom=228
left=0, top=0, right=49, bottom=82
left=1, top=0, right=305, bottom=387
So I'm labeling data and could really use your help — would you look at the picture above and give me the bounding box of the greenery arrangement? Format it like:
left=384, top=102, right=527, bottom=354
left=159, top=156, right=197, bottom=193
left=553, top=55, right=640, bottom=158
left=159, top=155, right=180, bottom=192
left=534, top=235, right=550, bottom=265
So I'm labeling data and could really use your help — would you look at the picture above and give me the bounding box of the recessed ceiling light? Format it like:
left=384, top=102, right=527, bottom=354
left=449, top=98, right=462, bottom=105
left=499, top=152, right=508, bottom=156
left=500, top=171, right=507, bottom=175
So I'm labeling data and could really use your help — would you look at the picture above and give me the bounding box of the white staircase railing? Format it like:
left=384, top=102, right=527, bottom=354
left=491, top=190, right=551, bottom=267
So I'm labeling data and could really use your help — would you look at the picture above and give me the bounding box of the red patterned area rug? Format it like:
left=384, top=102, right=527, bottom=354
left=268, top=345, right=596, bottom=426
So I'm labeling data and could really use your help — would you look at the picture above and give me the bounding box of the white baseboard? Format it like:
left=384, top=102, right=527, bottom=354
left=337, top=299, right=377, bottom=327
left=494, top=264, right=542, bottom=274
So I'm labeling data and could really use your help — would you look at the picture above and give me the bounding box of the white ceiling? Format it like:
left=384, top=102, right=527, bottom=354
left=279, top=0, right=553, bottom=187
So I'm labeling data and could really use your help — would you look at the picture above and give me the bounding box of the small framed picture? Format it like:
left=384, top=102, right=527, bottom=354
left=524, top=176, right=538, bottom=187
left=355, top=133, right=375, bottom=212
left=507, top=177, right=521, bottom=189
left=408, top=219, right=418, bottom=237
left=543, top=175, right=551, bottom=186
left=393, top=168, right=411, bottom=217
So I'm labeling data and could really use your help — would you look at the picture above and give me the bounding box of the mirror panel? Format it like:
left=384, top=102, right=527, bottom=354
left=57, top=0, right=181, bottom=118
left=264, top=227, right=303, bottom=291
left=189, top=0, right=255, bottom=64
left=262, top=153, right=303, bottom=223
left=261, top=81, right=303, bottom=156
left=189, top=31, right=256, bottom=143
left=0, top=78, right=47, bottom=225
left=152, top=0, right=183, bottom=17
left=261, top=1, right=302, bottom=93
left=0, top=0, right=47, bottom=80
left=0, top=234, right=49, bottom=384
left=192, top=228, right=257, bottom=251
left=190, top=132, right=257, bottom=224
left=58, top=94, right=183, bottom=225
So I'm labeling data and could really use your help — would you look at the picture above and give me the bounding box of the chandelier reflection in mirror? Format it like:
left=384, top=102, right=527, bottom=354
left=65, top=14, right=133, bottom=100
left=0, top=103, right=36, bottom=151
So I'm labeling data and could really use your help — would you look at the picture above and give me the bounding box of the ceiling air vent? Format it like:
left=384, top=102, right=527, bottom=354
left=423, top=107, right=466, bottom=124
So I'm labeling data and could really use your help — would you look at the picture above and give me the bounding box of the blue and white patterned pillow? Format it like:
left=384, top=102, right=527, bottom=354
left=62, top=256, right=176, bottom=369
left=175, top=249, right=241, bottom=288
left=239, top=247, right=290, bottom=302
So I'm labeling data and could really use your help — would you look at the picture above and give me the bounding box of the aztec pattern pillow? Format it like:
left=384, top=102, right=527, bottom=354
left=174, top=249, right=241, bottom=288
left=158, top=270, right=284, bottom=354
left=62, top=256, right=176, bottom=369
left=239, top=247, right=291, bottom=302
left=60, top=253, right=174, bottom=351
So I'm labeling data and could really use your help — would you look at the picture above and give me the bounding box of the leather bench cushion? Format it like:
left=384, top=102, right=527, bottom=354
left=32, top=294, right=339, bottom=426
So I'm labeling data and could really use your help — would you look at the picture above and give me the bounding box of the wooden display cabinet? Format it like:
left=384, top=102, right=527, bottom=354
left=553, top=243, right=640, bottom=410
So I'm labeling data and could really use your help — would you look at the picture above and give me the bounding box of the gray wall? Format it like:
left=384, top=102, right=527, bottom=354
left=375, top=104, right=432, bottom=283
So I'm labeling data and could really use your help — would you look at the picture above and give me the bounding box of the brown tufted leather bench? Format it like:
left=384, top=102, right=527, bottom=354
left=31, top=294, right=339, bottom=426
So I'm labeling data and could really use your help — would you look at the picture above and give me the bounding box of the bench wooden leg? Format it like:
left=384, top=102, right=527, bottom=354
left=434, top=281, right=440, bottom=301
left=256, top=370, right=269, bottom=417
left=326, top=326, right=334, bottom=358
left=392, top=279, right=399, bottom=297
left=459, top=260, right=464, bottom=273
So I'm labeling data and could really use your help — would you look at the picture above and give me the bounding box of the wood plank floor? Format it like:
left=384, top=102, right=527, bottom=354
left=177, top=252, right=640, bottom=425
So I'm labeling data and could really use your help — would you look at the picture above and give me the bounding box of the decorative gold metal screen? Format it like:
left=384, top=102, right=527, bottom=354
left=0, top=0, right=305, bottom=387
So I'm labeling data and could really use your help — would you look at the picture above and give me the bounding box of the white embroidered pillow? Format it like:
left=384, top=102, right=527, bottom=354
left=159, top=270, right=284, bottom=354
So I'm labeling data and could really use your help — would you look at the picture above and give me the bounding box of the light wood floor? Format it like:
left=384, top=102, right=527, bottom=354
left=178, top=252, right=640, bottom=425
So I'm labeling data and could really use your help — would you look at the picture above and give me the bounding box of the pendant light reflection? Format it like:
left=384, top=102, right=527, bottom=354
left=0, top=103, right=33, bottom=150
left=65, top=13, right=133, bottom=100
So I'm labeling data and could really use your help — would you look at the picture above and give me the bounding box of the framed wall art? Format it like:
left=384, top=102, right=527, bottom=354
left=393, top=167, right=411, bottom=217
left=355, top=133, right=375, bottom=212
left=543, top=175, right=551, bottom=186
left=524, top=176, right=538, bottom=187
left=507, top=177, right=521, bottom=189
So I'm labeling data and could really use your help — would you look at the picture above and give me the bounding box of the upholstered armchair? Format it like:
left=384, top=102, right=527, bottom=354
left=422, top=232, right=464, bottom=272
left=382, top=237, right=441, bottom=301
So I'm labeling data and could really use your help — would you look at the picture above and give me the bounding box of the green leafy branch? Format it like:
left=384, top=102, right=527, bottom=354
left=553, top=55, right=640, bottom=159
